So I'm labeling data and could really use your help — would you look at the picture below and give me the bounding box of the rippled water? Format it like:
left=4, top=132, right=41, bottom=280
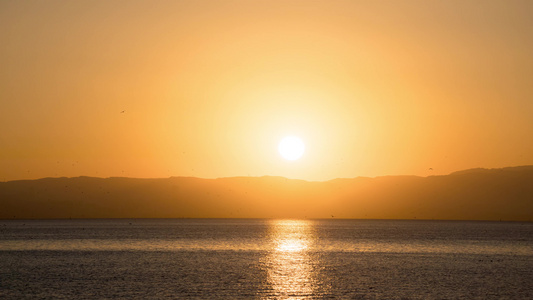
left=1, top=219, right=532, bottom=299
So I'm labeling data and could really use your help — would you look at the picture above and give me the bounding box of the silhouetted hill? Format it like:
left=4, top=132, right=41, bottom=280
left=450, top=165, right=533, bottom=176
left=1, top=166, right=532, bottom=221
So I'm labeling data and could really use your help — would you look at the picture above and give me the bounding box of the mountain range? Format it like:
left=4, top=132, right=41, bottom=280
left=1, top=166, right=532, bottom=221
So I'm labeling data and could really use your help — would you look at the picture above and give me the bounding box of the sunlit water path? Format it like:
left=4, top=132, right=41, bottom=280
left=1, top=219, right=532, bottom=298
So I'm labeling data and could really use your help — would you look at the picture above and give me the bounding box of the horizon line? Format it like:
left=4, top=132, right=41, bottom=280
left=3, top=165, right=532, bottom=183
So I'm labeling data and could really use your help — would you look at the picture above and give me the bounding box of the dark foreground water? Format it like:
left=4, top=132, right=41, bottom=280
left=1, top=219, right=532, bottom=299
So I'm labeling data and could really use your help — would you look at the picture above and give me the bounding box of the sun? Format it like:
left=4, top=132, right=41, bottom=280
left=278, top=136, right=305, bottom=161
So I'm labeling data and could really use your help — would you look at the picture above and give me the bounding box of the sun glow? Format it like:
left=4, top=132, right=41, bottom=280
left=278, top=136, right=305, bottom=161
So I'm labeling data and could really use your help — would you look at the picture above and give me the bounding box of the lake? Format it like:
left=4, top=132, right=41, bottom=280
left=1, top=219, right=532, bottom=299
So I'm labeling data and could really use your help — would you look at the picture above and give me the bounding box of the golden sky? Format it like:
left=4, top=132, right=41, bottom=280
left=1, top=0, right=533, bottom=181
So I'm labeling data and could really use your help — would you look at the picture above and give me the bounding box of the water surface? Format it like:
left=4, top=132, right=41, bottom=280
left=1, top=219, right=532, bottom=299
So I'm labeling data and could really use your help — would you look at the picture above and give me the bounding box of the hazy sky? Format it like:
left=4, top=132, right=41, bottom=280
left=1, top=0, right=533, bottom=181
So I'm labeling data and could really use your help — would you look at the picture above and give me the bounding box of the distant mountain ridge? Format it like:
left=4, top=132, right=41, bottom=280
left=1, top=166, right=532, bottom=221
left=449, top=165, right=533, bottom=176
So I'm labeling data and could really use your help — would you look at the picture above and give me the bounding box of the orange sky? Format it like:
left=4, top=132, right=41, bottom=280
left=1, top=0, right=533, bottom=181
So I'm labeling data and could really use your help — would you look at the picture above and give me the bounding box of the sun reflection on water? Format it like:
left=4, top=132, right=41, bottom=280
left=263, top=219, right=317, bottom=299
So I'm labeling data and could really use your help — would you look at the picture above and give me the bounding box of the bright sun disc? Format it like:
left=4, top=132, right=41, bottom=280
left=278, top=136, right=305, bottom=161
